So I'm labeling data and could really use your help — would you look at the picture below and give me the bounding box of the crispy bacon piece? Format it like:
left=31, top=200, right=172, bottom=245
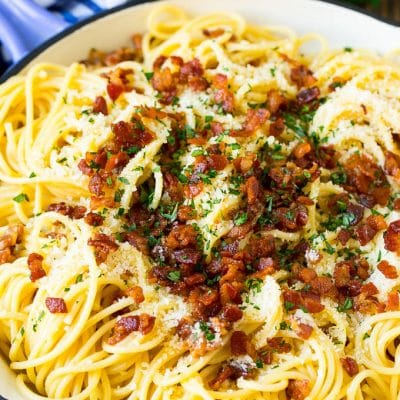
left=112, top=120, right=154, bottom=151
left=47, top=202, right=86, bottom=219
left=184, top=182, right=204, bottom=198
left=356, top=214, right=386, bottom=246
left=45, top=297, right=67, bottom=313
left=93, top=96, right=108, bottom=115
left=290, top=64, right=317, bottom=88
left=232, top=108, right=269, bottom=137
left=179, top=58, right=208, bottom=91
left=269, top=117, right=285, bottom=136
left=298, top=267, right=317, bottom=283
left=107, top=83, right=124, bottom=101
left=231, top=330, right=257, bottom=359
left=108, top=313, right=155, bottom=344
left=0, top=224, right=23, bottom=264
left=84, top=212, right=104, bottom=226
left=212, top=74, right=234, bottom=113
left=384, top=151, right=400, bottom=180
left=296, top=323, right=313, bottom=339
left=88, top=233, right=118, bottom=264
left=340, top=357, right=359, bottom=377
left=283, top=289, right=324, bottom=313
left=27, top=253, right=46, bottom=282
left=286, top=379, right=311, bottom=400
left=267, top=90, right=286, bottom=114
left=333, top=262, right=351, bottom=288
left=361, top=282, right=378, bottom=296
left=267, top=337, right=292, bottom=353
left=177, top=205, right=196, bottom=221
left=124, top=231, right=149, bottom=255
left=125, top=285, right=145, bottom=304
left=165, top=225, right=198, bottom=250
left=243, top=176, right=261, bottom=205
left=310, top=276, right=337, bottom=299
left=222, top=304, right=243, bottom=322
left=209, top=365, right=236, bottom=390
left=293, top=142, right=312, bottom=159
left=386, top=290, right=399, bottom=311
left=233, top=153, right=256, bottom=173
left=377, top=260, right=398, bottom=279
left=203, top=28, right=225, bottom=38
left=384, top=220, right=400, bottom=255
left=104, top=68, right=133, bottom=101
left=337, top=229, right=352, bottom=245
left=297, top=86, right=320, bottom=104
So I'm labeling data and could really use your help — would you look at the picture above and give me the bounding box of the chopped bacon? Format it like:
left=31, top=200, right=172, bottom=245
left=107, top=83, right=124, bottom=101
left=384, top=151, right=400, bottom=180
left=47, top=202, right=86, bottom=219
left=0, top=224, right=23, bottom=264
left=293, top=142, right=312, bottom=159
left=310, top=276, right=337, bottom=299
left=290, top=64, right=316, bottom=88
left=88, top=233, right=118, bottom=264
left=84, top=212, right=104, bottom=226
left=361, top=282, right=378, bottom=296
left=209, top=365, right=236, bottom=390
left=232, top=108, right=269, bottom=137
left=45, top=297, right=67, bottom=313
left=212, top=74, right=234, bottom=113
left=92, top=96, right=108, bottom=115
left=124, top=231, right=149, bottom=255
left=184, top=273, right=205, bottom=286
left=269, top=117, right=285, bottom=136
left=283, top=289, right=324, bottom=313
left=179, top=58, right=208, bottom=91
left=337, top=229, right=352, bottom=245
left=296, top=323, right=313, bottom=339
left=298, top=267, right=317, bottom=283
left=222, top=304, right=243, bottom=322
left=377, top=260, right=398, bottom=279
left=207, top=154, right=228, bottom=171
left=112, top=120, right=154, bottom=150
left=177, top=205, right=195, bottom=221
left=165, top=225, right=198, bottom=250
left=78, top=159, right=92, bottom=175
left=246, top=234, right=275, bottom=258
left=233, top=153, right=256, bottom=173
left=105, top=152, right=129, bottom=172
left=267, top=90, right=286, bottom=114
left=27, top=253, right=46, bottom=282
left=231, top=330, right=257, bottom=359
left=267, top=337, right=292, bottom=353
left=125, top=285, right=145, bottom=304
left=174, top=248, right=202, bottom=264
left=184, top=182, right=203, bottom=198
left=108, top=313, right=155, bottom=344
left=243, top=176, right=261, bottom=205
left=340, top=357, right=359, bottom=377
left=386, top=290, right=399, bottom=311
left=286, top=379, right=311, bottom=400
left=333, top=262, right=351, bottom=288
left=297, top=86, right=320, bottom=104
left=203, top=28, right=225, bottom=38
left=384, top=220, right=400, bottom=255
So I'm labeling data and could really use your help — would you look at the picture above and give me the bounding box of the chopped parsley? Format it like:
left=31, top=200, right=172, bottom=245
left=234, top=212, right=248, bottom=226
left=13, top=193, right=29, bottom=203
left=337, top=297, right=353, bottom=312
left=167, top=270, right=181, bottom=282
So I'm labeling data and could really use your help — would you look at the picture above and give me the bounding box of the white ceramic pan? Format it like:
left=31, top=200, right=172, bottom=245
left=0, top=0, right=399, bottom=398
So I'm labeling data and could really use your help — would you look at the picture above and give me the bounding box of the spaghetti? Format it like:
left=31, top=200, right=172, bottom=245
left=1, top=4, right=400, bottom=400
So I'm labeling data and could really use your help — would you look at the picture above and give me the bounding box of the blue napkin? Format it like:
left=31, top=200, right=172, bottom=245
left=0, top=0, right=128, bottom=73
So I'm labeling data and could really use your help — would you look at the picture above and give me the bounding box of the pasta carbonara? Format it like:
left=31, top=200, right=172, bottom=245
left=1, top=4, right=400, bottom=400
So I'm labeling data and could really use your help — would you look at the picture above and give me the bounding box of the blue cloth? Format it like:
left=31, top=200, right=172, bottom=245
left=0, top=0, right=128, bottom=73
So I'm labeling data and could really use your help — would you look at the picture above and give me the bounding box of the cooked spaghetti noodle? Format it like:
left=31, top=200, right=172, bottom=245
left=1, top=4, right=400, bottom=400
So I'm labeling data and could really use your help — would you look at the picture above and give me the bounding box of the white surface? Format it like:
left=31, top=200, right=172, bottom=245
left=1, top=0, right=400, bottom=398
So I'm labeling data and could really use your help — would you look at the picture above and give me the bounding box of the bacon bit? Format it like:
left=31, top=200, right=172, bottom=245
left=131, top=33, right=143, bottom=55
left=356, top=223, right=377, bottom=246
left=27, top=253, right=46, bottom=282
left=296, top=323, right=313, bottom=339
left=112, top=120, right=154, bottom=150
left=184, top=273, right=205, bottom=286
left=266, top=337, right=291, bottom=353
left=0, top=248, right=13, bottom=264
left=209, top=365, right=236, bottom=390
left=310, top=276, right=337, bottom=299
left=90, top=196, right=115, bottom=210
left=78, top=159, right=92, bottom=175
left=47, top=202, right=86, bottom=219
left=297, top=86, right=320, bottom=104
left=212, top=74, right=234, bottom=113
left=298, top=268, right=317, bottom=283
left=231, top=330, right=257, bottom=359
left=233, top=153, right=256, bottom=173
left=88, top=173, right=104, bottom=197
left=84, top=212, right=104, bottom=226
left=184, top=182, right=204, bottom=198
left=393, top=198, right=400, bottom=210
left=333, top=262, right=351, bottom=288
left=340, top=357, right=359, bottom=377
left=377, top=260, right=398, bottom=279
left=337, top=229, right=352, bottom=245
left=220, top=282, right=241, bottom=305
left=222, top=304, right=243, bottom=322
left=290, top=64, right=316, bottom=88
left=125, top=285, right=145, bottom=304
left=361, top=282, right=378, bottom=296
left=177, top=205, right=196, bottom=221
left=232, top=108, right=270, bottom=137
left=293, top=142, right=312, bottom=159
left=107, top=83, right=124, bottom=101
left=105, top=152, right=130, bottom=172
left=165, top=225, right=198, bottom=250
left=180, top=58, right=208, bottom=91
left=0, top=224, right=24, bottom=264
left=297, top=196, right=314, bottom=206
left=286, top=379, right=311, bottom=400
left=207, top=154, right=228, bottom=171
left=384, top=151, right=400, bottom=181
left=384, top=220, right=400, bottom=255
left=203, top=28, right=225, bottom=38
left=93, top=96, right=108, bottom=115
left=243, top=176, right=261, bottom=205
left=45, top=297, right=67, bottom=313
left=366, top=214, right=387, bottom=231
left=108, top=313, right=155, bottom=344
left=283, top=289, right=325, bottom=313
left=124, top=231, right=149, bottom=255
left=386, top=290, right=399, bottom=311
left=269, top=117, right=285, bottom=136
left=88, top=233, right=118, bottom=264
left=267, top=90, right=286, bottom=114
